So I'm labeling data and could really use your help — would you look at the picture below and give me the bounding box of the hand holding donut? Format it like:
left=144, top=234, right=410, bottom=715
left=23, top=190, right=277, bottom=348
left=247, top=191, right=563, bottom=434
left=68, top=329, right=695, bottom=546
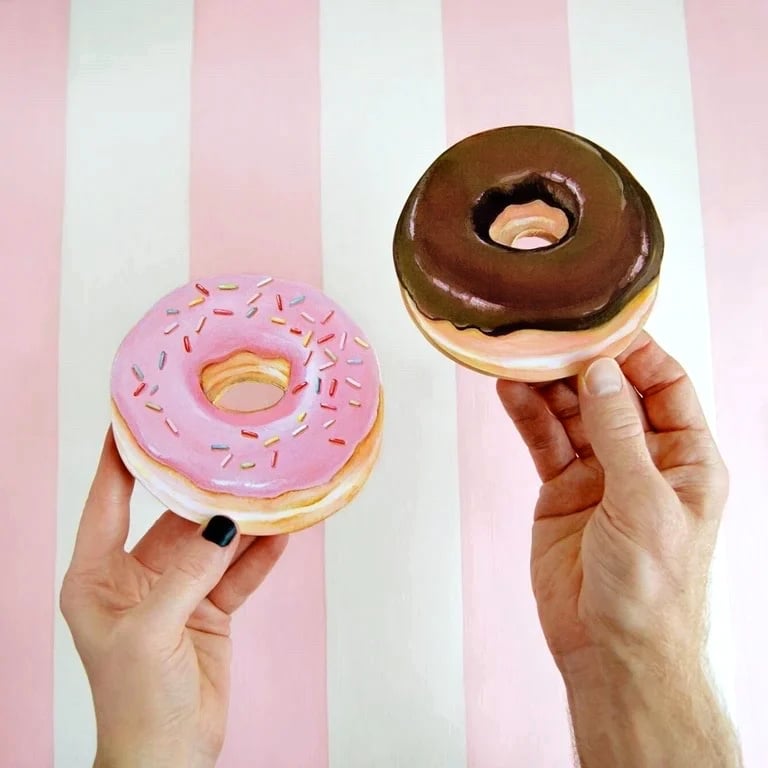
left=60, top=430, right=286, bottom=768
left=497, top=333, right=741, bottom=767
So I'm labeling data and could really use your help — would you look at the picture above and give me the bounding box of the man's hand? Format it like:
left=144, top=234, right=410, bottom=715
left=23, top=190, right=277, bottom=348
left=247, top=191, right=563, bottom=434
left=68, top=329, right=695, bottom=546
left=497, top=333, right=741, bottom=768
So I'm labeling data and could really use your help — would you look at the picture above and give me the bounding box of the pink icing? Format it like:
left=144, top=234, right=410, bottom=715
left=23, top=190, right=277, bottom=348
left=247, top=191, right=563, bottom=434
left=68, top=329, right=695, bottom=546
left=111, top=274, right=381, bottom=498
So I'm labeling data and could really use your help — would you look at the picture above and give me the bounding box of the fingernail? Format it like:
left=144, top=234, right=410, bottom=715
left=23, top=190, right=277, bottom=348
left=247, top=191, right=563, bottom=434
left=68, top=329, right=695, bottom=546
left=202, top=515, right=237, bottom=547
left=585, top=358, right=623, bottom=397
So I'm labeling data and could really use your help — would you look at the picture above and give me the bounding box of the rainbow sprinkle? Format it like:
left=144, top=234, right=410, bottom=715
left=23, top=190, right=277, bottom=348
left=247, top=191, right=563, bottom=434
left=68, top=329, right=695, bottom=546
left=276, top=294, right=283, bottom=311
left=240, top=461, right=256, bottom=470
left=329, top=378, right=338, bottom=397
left=289, top=295, right=305, bottom=306
left=196, top=316, right=207, bottom=333
left=271, top=317, right=287, bottom=325
left=290, top=327, right=303, bottom=335
left=271, top=451, right=278, bottom=467
left=303, top=351, right=314, bottom=366
left=145, top=402, right=163, bottom=412
left=188, top=297, right=205, bottom=308
left=318, top=333, right=335, bottom=345
left=349, top=399, right=362, bottom=407
left=354, top=336, right=369, bottom=349
left=298, top=412, right=307, bottom=422
left=300, top=312, right=315, bottom=323
left=324, top=348, right=337, bottom=362
left=158, top=350, right=167, bottom=370
left=264, top=436, right=280, bottom=447
left=319, top=362, right=335, bottom=371
left=323, top=419, right=336, bottom=429
left=133, top=383, right=146, bottom=397
left=292, top=424, right=309, bottom=437
left=320, top=403, right=337, bottom=410
left=166, top=308, right=180, bottom=315
left=195, top=283, right=210, bottom=296
left=347, top=358, right=363, bottom=365
left=256, top=276, right=273, bottom=288
left=221, top=453, right=233, bottom=468
left=183, top=335, right=191, bottom=353
left=213, top=308, right=234, bottom=316
left=247, top=291, right=262, bottom=304
left=302, top=331, right=313, bottom=347
left=292, top=381, right=308, bottom=394
left=218, top=283, right=238, bottom=290
left=321, top=310, right=335, bottom=324
left=165, top=418, right=179, bottom=435
left=241, top=429, right=259, bottom=439
left=246, top=306, right=258, bottom=319
left=150, top=384, right=159, bottom=396
left=346, top=377, right=362, bottom=389
left=164, top=322, right=180, bottom=335
left=316, top=377, right=322, bottom=394
left=211, top=443, right=230, bottom=450
left=340, top=331, right=348, bottom=350
left=329, top=438, right=346, bottom=445
left=131, top=364, right=144, bottom=381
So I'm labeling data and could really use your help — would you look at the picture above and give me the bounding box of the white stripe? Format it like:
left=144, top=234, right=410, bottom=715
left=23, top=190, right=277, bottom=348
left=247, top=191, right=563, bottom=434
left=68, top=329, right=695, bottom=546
left=568, top=0, right=736, bottom=711
left=55, top=3, right=193, bottom=764
left=320, top=1, right=467, bottom=765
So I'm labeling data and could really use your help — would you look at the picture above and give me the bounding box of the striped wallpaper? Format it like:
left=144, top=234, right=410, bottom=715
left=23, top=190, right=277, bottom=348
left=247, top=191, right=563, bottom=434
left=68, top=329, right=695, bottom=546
left=0, top=1, right=765, bottom=766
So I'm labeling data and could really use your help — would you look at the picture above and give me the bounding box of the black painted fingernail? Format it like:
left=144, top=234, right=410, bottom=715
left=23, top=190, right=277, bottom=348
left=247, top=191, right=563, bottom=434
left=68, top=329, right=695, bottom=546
left=202, top=515, right=237, bottom=547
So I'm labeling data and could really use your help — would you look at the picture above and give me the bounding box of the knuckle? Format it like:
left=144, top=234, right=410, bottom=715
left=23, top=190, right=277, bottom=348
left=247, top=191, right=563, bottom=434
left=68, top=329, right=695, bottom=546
left=603, top=407, right=644, bottom=441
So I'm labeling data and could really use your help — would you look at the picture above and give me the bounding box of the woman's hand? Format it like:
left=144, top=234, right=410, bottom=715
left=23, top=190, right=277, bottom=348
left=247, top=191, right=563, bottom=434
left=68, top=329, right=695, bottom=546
left=60, top=430, right=287, bottom=768
left=497, top=332, right=740, bottom=767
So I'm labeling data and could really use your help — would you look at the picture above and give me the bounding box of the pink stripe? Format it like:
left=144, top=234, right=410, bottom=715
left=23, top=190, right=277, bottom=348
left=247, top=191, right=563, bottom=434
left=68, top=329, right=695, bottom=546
left=441, top=3, right=575, bottom=765
left=685, top=3, right=768, bottom=764
left=190, top=3, right=327, bottom=767
left=0, top=2, right=68, bottom=764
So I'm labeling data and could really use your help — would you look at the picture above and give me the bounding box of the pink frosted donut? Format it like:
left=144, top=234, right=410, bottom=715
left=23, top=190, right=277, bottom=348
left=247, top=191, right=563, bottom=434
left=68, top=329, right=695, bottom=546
left=110, top=274, right=383, bottom=535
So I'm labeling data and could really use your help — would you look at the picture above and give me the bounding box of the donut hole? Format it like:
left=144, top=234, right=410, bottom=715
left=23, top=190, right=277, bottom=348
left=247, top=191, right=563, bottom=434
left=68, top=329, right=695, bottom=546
left=472, top=177, right=578, bottom=251
left=200, top=352, right=289, bottom=413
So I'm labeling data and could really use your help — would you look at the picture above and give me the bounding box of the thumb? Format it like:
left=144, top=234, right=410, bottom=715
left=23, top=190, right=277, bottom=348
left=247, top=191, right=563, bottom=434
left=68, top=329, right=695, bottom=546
left=579, top=358, right=656, bottom=486
left=138, top=515, right=239, bottom=631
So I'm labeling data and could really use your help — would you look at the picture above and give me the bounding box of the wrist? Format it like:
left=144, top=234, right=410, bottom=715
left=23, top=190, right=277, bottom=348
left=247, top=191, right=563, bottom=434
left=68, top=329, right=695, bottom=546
left=94, top=735, right=193, bottom=768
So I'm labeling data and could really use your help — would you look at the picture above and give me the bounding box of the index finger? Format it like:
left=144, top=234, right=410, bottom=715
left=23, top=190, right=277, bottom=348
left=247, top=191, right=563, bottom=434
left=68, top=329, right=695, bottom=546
left=617, top=332, right=709, bottom=433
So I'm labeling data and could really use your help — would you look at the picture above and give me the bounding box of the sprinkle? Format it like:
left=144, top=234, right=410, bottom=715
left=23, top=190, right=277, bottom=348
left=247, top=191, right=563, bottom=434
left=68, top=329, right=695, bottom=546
left=195, top=282, right=210, bottom=296
left=292, top=424, right=309, bottom=437
left=183, top=335, right=191, bottom=353
left=164, top=322, right=180, bottom=335
left=165, top=418, right=179, bottom=435
left=150, top=384, right=159, bottom=395
left=247, top=291, right=262, bottom=304
left=271, top=317, right=287, bottom=325
left=298, top=412, right=307, bottom=422
left=145, top=402, right=163, bottom=412
left=240, top=461, right=256, bottom=470
left=221, top=453, right=233, bottom=468
left=166, top=308, right=180, bottom=315
left=256, top=276, right=273, bottom=288
left=340, top=331, right=348, bottom=350
left=131, top=364, right=144, bottom=381
left=218, top=282, right=238, bottom=290
left=264, top=435, right=280, bottom=447
left=289, top=295, right=305, bottom=306
left=276, top=294, right=283, bottom=311
left=188, top=297, right=205, bottom=308
left=320, top=403, right=337, bottom=410
left=321, top=310, right=335, bottom=324
left=158, top=350, right=167, bottom=370
left=241, top=429, right=259, bottom=439
left=319, top=362, right=336, bottom=371
left=303, top=350, right=314, bottom=366
left=300, top=312, right=315, bottom=323
left=292, top=381, right=308, bottom=394
left=245, top=307, right=258, bottom=319
left=347, top=358, right=363, bottom=365
left=195, top=315, right=207, bottom=333
left=318, top=333, right=335, bottom=345
left=354, top=336, right=369, bottom=348
left=346, top=376, right=362, bottom=389
left=133, top=383, right=146, bottom=397
left=271, top=450, right=278, bottom=468
left=324, top=348, right=337, bottom=362
left=323, top=419, right=336, bottom=429
left=316, top=377, right=323, bottom=394
left=290, top=327, right=303, bottom=335
left=213, top=308, right=234, bottom=316
left=329, top=438, right=346, bottom=446
left=329, top=378, right=338, bottom=397
left=302, top=331, right=313, bottom=347
left=349, top=399, right=362, bottom=407
left=211, top=443, right=230, bottom=451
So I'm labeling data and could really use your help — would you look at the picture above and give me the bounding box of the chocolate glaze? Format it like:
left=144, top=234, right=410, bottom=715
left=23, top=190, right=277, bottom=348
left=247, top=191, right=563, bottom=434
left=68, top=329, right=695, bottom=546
left=393, top=126, right=663, bottom=335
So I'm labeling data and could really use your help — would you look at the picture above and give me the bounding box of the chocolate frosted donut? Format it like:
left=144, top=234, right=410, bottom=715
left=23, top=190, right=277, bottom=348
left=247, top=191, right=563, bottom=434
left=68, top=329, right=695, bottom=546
left=393, top=125, right=664, bottom=381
